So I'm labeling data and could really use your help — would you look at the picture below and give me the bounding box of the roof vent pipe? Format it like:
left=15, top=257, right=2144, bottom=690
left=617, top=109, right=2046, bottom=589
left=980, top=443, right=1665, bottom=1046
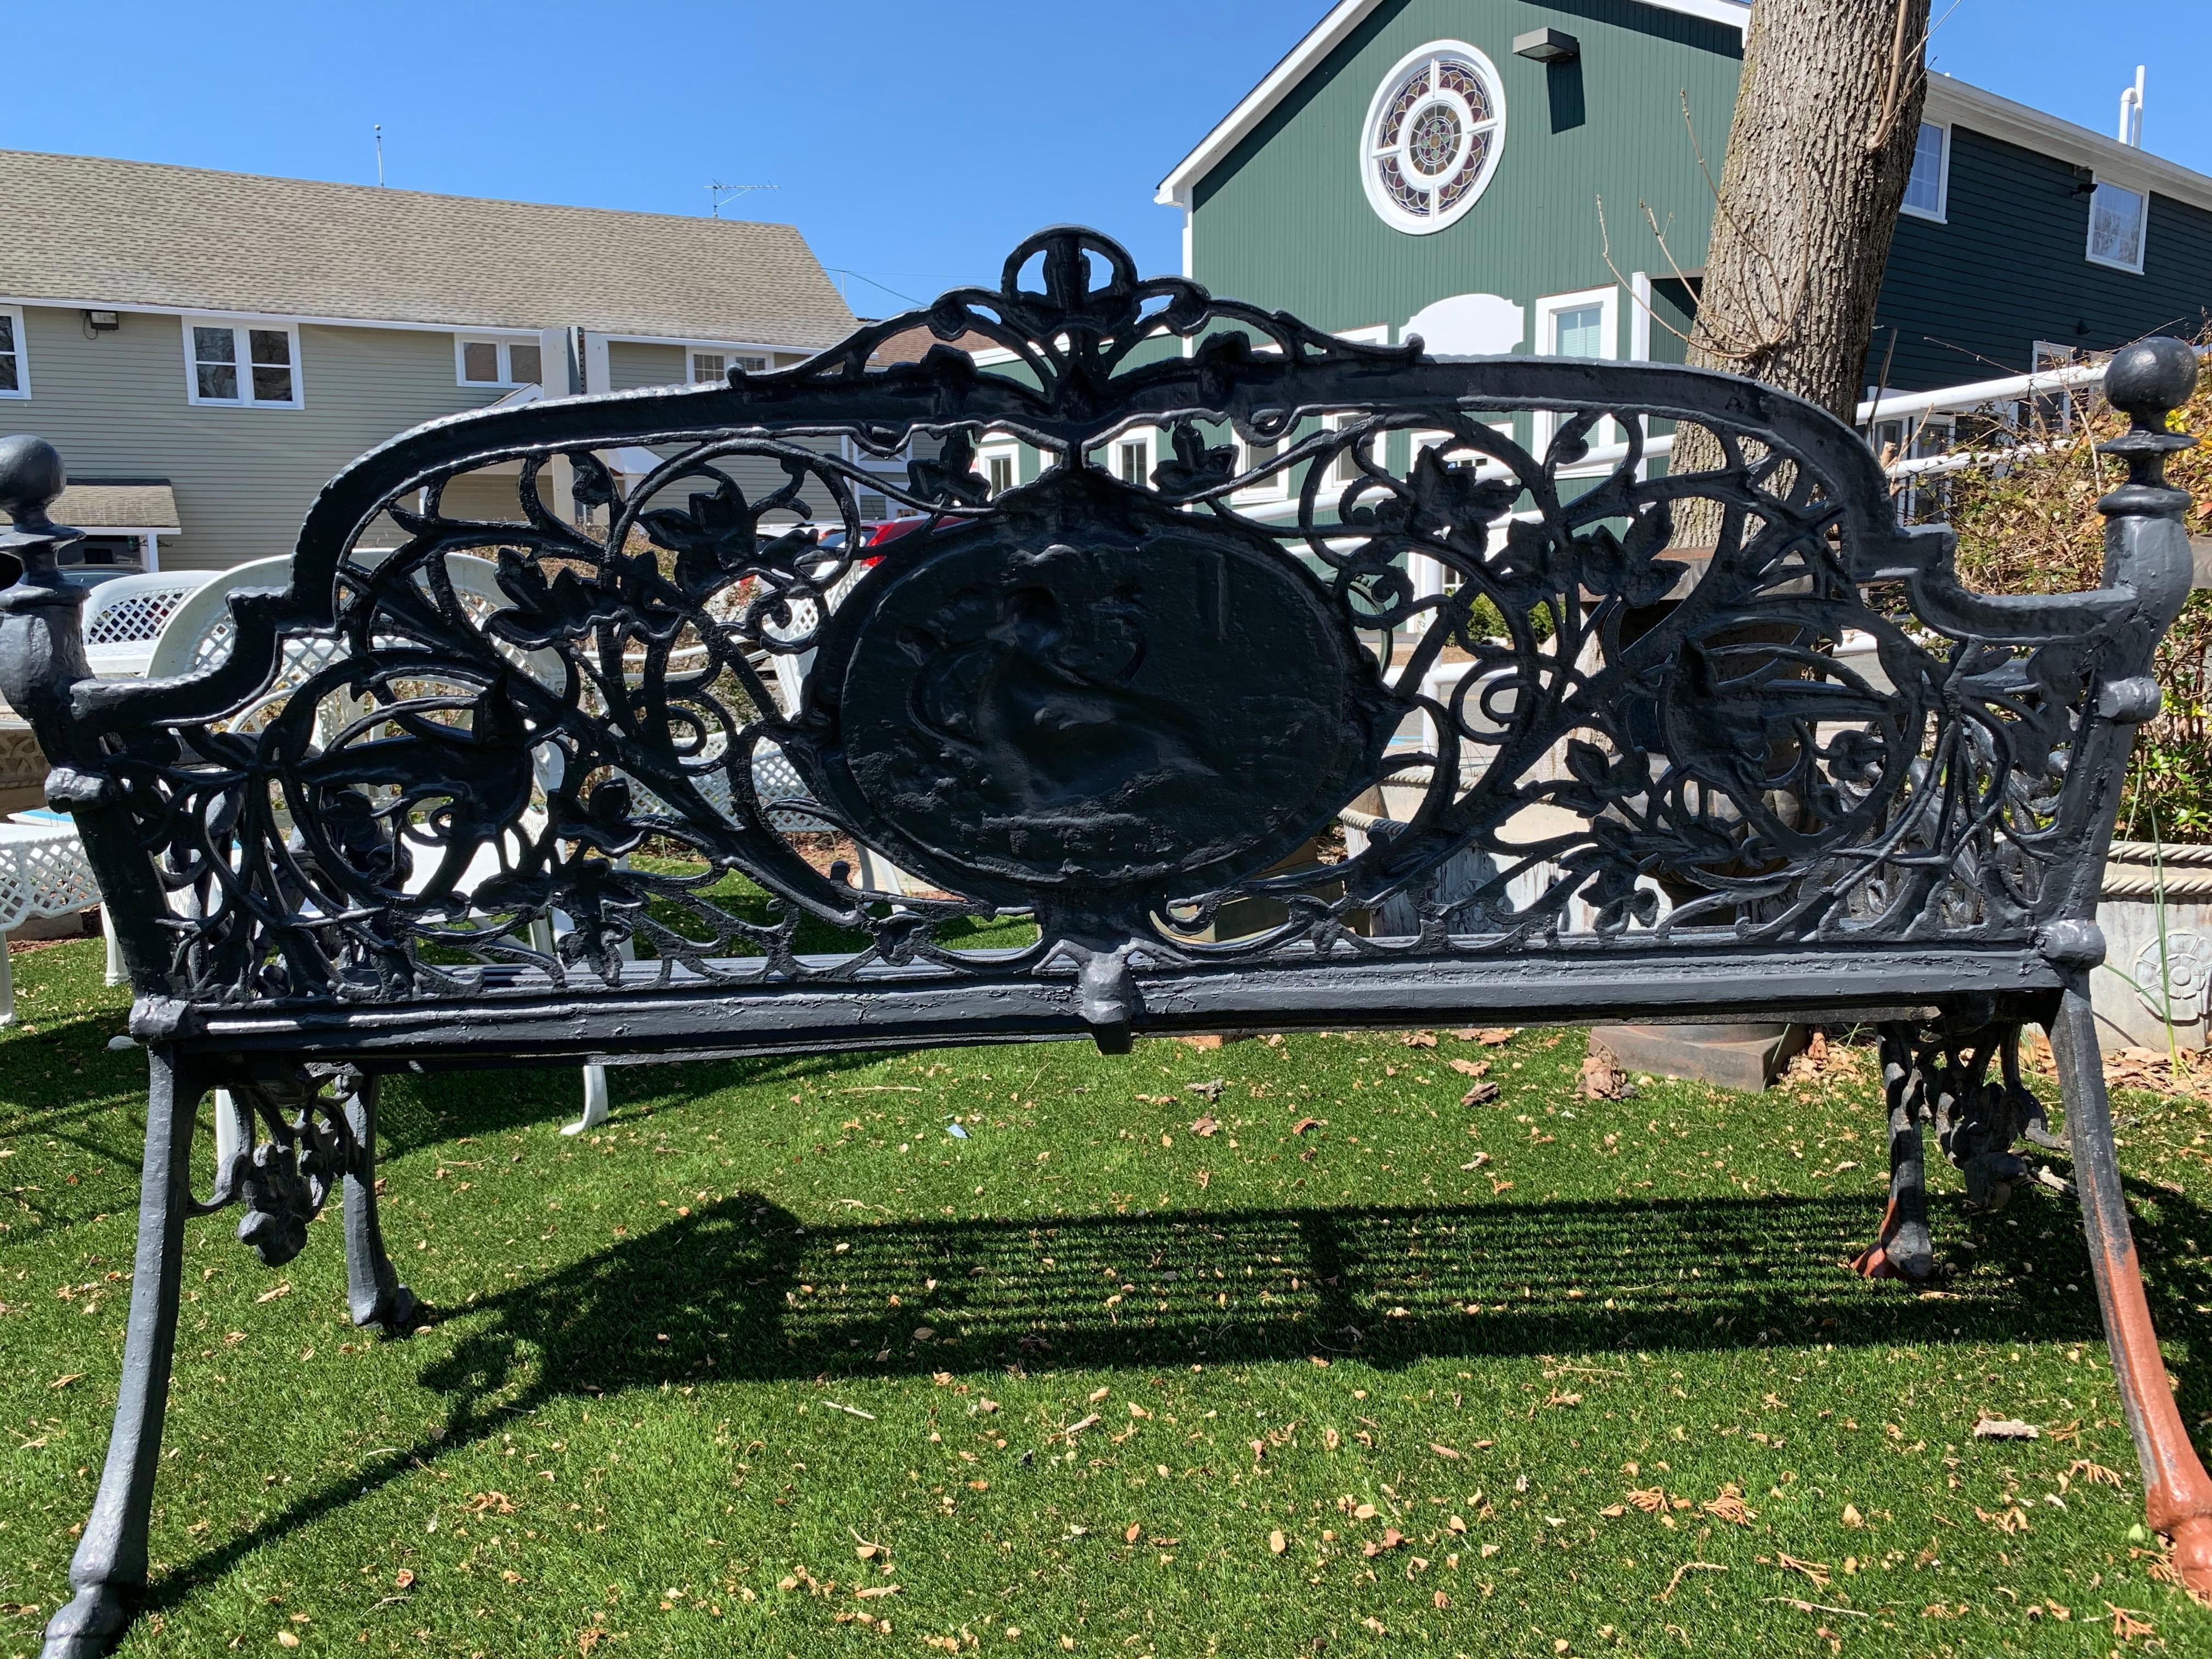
left=2119, top=65, right=2145, bottom=148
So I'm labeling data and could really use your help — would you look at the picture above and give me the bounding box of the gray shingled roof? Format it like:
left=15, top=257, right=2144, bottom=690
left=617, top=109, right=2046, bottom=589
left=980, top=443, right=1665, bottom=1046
left=0, top=150, right=859, bottom=347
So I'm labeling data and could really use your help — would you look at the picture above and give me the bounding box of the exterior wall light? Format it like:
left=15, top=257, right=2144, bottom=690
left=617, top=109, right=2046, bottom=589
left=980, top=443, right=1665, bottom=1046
left=1513, top=27, right=1580, bottom=64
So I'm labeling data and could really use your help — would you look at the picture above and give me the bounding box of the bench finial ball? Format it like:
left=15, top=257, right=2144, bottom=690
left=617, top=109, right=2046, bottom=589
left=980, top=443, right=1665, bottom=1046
left=0, top=435, right=65, bottom=527
left=2103, top=337, right=2200, bottom=425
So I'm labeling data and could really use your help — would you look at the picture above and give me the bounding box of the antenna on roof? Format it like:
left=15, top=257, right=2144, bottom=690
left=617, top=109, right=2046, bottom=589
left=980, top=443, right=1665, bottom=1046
left=706, top=181, right=776, bottom=219
left=374, top=124, right=385, bottom=187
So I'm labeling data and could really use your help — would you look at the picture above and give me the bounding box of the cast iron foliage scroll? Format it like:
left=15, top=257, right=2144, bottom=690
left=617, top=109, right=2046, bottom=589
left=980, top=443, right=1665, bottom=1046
left=42, top=229, right=2181, bottom=1010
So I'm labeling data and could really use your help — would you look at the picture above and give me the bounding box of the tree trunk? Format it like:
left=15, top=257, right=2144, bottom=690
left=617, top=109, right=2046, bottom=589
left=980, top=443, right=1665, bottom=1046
left=1673, top=0, right=1933, bottom=528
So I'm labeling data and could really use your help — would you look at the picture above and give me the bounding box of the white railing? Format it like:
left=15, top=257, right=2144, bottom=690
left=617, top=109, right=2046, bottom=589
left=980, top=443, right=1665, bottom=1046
left=1560, top=349, right=2207, bottom=481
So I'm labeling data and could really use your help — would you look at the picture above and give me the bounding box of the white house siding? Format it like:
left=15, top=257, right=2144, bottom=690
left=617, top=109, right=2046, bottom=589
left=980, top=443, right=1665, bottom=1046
left=9, top=306, right=510, bottom=571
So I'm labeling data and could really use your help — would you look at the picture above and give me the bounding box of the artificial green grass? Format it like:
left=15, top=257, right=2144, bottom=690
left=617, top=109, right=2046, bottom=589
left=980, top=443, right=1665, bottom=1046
left=3, top=935, right=2211, bottom=1657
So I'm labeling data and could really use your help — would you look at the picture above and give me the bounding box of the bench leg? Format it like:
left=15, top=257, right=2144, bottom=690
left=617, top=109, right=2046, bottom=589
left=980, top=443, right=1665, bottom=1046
left=1852, top=1025, right=1933, bottom=1280
left=564, top=1065, right=611, bottom=1136
left=42, top=1048, right=199, bottom=1658
left=341, top=1073, right=420, bottom=1332
left=2050, top=979, right=2212, bottom=1591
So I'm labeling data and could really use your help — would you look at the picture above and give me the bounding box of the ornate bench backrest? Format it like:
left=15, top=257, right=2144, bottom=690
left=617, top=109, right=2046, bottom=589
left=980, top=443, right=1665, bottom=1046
left=0, top=229, right=2198, bottom=1050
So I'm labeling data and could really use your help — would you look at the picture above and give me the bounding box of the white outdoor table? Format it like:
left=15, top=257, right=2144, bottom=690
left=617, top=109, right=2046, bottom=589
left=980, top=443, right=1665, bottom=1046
left=0, top=817, right=100, bottom=1023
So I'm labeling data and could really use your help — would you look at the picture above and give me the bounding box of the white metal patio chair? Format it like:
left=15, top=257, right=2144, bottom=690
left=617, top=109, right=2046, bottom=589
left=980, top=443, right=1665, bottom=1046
left=137, top=554, right=631, bottom=1146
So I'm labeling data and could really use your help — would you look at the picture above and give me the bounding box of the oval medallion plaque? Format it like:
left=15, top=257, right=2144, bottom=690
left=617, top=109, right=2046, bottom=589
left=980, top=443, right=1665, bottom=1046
left=811, top=515, right=1384, bottom=913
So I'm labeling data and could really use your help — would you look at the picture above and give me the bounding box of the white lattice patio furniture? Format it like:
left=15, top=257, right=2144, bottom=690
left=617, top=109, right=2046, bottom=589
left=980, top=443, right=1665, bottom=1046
left=80, top=569, right=218, bottom=678
left=0, top=816, right=100, bottom=1022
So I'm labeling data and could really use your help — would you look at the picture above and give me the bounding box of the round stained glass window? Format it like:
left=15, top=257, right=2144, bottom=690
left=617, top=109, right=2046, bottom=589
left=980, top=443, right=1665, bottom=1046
left=1361, top=42, right=1506, bottom=235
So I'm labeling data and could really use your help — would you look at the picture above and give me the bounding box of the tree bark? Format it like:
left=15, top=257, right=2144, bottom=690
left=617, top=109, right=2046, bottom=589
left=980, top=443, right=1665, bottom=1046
left=1673, top=0, right=1933, bottom=519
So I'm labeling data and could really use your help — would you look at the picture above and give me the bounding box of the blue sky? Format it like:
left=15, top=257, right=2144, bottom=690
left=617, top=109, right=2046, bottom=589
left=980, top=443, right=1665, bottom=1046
left=2, top=1, right=2204, bottom=320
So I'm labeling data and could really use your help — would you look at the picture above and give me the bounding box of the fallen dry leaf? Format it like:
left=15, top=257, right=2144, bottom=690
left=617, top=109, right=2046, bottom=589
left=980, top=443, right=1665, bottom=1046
left=1839, top=1503, right=1864, bottom=1528
left=1776, top=1553, right=1830, bottom=1588
left=1125, top=1523, right=1142, bottom=1544
left=1460, top=1081, right=1501, bottom=1105
left=1429, top=1442, right=1460, bottom=1460
left=1291, top=1118, right=1322, bottom=1135
left=2108, top=1602, right=2154, bottom=1642
left=1972, top=1416, right=2040, bottom=1441
left=1475, top=1028, right=1516, bottom=1046
left=1402, top=1031, right=1437, bottom=1048
left=1701, top=1485, right=1757, bottom=1527
left=2066, top=1458, right=2124, bottom=1488
left=1575, top=1054, right=1634, bottom=1101
left=1186, top=1080, right=1226, bottom=1103
left=1268, top=1530, right=1286, bottom=1555
left=1189, top=1114, right=1219, bottom=1137
left=1449, top=1058, right=1491, bottom=1077
left=1627, top=1488, right=1667, bottom=1514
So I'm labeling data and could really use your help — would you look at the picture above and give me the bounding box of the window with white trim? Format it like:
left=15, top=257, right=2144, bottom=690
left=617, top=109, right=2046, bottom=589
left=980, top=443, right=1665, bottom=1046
left=1533, top=287, right=1620, bottom=456
left=457, top=336, right=544, bottom=387
left=0, top=307, right=25, bottom=398
left=1361, top=41, right=1508, bottom=235
left=186, top=320, right=301, bottom=407
left=980, top=445, right=1019, bottom=499
left=2087, top=180, right=2147, bottom=273
left=691, top=349, right=769, bottom=384
left=1901, top=122, right=1949, bottom=221
left=1235, top=433, right=1288, bottom=501
left=1113, top=432, right=1153, bottom=487
left=2032, top=340, right=2087, bottom=432
left=1325, top=414, right=1367, bottom=486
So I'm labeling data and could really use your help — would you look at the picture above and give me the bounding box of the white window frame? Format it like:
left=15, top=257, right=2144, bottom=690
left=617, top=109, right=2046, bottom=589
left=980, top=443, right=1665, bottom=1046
left=1325, top=413, right=1370, bottom=487
left=687, top=346, right=769, bottom=385
left=1900, top=121, right=1950, bottom=223
left=2032, top=340, right=2087, bottom=432
left=454, top=333, right=545, bottom=389
left=1359, top=40, right=1509, bottom=237
left=1108, top=428, right=1155, bottom=488
left=182, top=317, right=303, bottom=409
left=1323, top=329, right=1391, bottom=487
left=1234, top=431, right=1291, bottom=503
left=978, top=441, right=1020, bottom=499
left=2086, top=178, right=2149, bottom=274
left=1533, top=286, right=1620, bottom=456
left=0, top=305, right=26, bottom=399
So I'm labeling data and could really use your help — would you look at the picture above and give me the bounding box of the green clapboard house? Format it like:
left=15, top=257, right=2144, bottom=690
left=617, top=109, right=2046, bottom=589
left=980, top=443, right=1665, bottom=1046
left=1151, top=0, right=2211, bottom=401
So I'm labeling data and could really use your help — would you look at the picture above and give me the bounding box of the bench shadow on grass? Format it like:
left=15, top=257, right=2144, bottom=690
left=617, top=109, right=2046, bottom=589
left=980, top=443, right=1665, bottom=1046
left=142, top=1181, right=2212, bottom=1615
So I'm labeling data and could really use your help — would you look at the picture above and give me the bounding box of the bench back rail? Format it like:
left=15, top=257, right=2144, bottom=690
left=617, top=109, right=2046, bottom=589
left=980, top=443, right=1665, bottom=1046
left=0, top=230, right=2197, bottom=1057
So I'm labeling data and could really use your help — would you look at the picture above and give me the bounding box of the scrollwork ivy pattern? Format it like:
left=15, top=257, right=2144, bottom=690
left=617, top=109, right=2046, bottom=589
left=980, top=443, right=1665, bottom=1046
left=96, top=228, right=2122, bottom=1009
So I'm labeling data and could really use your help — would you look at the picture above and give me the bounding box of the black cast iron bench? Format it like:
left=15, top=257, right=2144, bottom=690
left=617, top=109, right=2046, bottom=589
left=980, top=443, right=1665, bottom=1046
left=3, top=229, right=2207, bottom=1654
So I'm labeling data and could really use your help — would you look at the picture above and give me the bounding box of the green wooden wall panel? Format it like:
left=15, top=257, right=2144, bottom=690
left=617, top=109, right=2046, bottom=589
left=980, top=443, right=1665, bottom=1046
left=1183, top=5, right=2210, bottom=400
left=1189, top=0, right=1743, bottom=347
left=1873, top=127, right=2212, bottom=391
